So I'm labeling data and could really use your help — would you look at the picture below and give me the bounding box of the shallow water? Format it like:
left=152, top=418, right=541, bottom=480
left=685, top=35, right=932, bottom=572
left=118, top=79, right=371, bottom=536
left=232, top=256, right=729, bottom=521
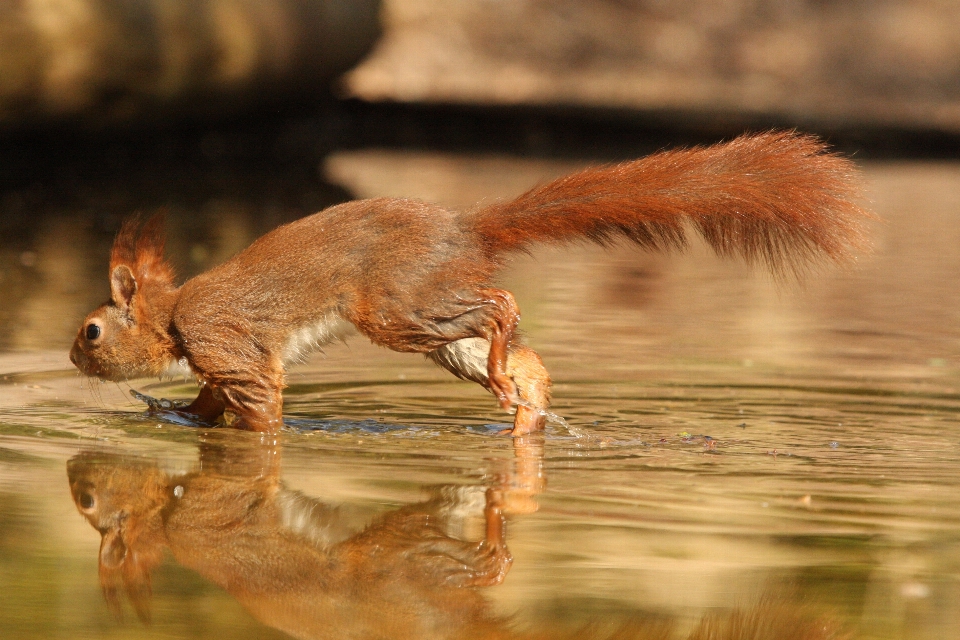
left=2, top=153, right=960, bottom=639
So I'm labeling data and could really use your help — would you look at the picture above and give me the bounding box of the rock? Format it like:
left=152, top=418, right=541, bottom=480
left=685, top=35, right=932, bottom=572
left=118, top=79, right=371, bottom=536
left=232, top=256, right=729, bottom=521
left=345, top=0, right=960, bottom=131
left=0, top=0, right=381, bottom=128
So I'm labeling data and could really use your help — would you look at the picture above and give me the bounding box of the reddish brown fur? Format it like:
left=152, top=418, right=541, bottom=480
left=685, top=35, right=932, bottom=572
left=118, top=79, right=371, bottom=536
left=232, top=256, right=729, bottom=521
left=109, top=214, right=176, bottom=288
left=69, top=132, right=871, bottom=433
left=470, top=131, right=869, bottom=276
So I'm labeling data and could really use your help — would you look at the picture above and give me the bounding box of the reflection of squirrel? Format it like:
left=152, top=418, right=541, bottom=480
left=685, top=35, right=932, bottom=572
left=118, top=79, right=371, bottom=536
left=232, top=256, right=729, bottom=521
left=67, top=439, right=849, bottom=640
left=66, top=436, right=521, bottom=634
left=70, top=132, right=870, bottom=433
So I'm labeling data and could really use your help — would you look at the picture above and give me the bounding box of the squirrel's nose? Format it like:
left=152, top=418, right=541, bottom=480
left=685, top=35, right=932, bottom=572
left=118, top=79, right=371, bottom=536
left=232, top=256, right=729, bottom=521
left=69, top=343, right=82, bottom=368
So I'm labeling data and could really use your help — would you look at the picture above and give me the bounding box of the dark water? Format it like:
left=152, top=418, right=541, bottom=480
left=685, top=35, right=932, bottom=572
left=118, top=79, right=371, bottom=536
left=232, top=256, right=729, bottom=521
left=1, top=151, right=960, bottom=639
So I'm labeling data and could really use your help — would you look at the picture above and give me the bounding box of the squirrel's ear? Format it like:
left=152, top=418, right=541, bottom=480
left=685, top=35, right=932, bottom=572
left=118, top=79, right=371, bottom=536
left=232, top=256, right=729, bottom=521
left=99, top=527, right=128, bottom=569
left=111, top=264, right=138, bottom=309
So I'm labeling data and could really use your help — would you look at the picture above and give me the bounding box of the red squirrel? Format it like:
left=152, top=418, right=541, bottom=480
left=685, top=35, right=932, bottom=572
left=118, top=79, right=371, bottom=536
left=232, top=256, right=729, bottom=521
left=69, top=132, right=870, bottom=434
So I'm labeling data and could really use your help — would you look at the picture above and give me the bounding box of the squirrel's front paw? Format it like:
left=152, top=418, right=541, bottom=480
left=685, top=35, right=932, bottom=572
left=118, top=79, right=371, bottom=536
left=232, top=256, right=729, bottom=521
left=129, top=389, right=188, bottom=410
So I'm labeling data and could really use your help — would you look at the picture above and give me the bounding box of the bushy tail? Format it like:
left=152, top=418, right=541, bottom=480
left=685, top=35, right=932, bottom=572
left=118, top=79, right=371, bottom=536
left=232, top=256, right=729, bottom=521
left=467, top=131, right=871, bottom=276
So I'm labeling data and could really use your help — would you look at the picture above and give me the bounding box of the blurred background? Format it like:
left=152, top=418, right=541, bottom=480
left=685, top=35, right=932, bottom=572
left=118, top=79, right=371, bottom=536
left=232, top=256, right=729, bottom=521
left=5, top=0, right=960, bottom=130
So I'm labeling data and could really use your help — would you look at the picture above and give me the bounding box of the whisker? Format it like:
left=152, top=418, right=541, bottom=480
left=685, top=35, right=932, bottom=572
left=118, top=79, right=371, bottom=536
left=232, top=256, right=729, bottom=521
left=82, top=374, right=105, bottom=409
left=92, top=380, right=101, bottom=408
left=113, top=381, right=128, bottom=408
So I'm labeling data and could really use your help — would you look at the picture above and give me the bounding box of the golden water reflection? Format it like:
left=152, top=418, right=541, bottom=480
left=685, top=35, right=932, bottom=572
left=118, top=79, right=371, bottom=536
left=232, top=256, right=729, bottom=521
left=66, top=433, right=530, bottom=638
left=63, top=433, right=853, bottom=640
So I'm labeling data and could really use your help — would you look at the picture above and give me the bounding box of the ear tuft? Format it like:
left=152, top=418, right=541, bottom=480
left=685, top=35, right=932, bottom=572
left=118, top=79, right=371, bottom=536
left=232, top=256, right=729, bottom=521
left=111, top=265, right=138, bottom=309
left=109, top=213, right=175, bottom=292
left=110, top=216, right=140, bottom=274
left=134, top=213, right=175, bottom=286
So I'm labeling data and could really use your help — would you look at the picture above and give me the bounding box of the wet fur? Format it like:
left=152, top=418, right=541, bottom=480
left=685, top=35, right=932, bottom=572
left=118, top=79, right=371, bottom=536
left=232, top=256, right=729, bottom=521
left=70, top=132, right=871, bottom=433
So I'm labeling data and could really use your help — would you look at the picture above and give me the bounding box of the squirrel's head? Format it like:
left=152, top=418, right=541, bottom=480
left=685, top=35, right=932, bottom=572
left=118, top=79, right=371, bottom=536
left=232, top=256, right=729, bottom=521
left=70, top=215, right=178, bottom=382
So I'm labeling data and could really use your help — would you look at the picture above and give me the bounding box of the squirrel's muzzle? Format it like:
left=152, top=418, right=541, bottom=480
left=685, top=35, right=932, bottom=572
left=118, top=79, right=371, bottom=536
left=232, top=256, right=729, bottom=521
left=69, top=340, right=89, bottom=374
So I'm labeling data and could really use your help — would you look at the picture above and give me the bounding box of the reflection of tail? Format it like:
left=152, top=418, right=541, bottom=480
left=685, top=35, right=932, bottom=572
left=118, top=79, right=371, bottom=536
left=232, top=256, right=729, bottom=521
left=687, top=595, right=848, bottom=640
left=539, top=594, right=847, bottom=640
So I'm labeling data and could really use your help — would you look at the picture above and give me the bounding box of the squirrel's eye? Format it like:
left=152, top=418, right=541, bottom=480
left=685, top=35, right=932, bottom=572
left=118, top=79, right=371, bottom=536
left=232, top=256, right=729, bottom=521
left=78, top=492, right=95, bottom=510
left=85, top=324, right=101, bottom=340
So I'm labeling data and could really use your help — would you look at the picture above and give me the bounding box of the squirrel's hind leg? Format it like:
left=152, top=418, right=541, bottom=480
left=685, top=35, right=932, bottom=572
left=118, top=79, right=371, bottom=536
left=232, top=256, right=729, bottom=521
left=477, top=289, right=522, bottom=410
left=428, top=338, right=551, bottom=434
left=350, top=285, right=546, bottom=430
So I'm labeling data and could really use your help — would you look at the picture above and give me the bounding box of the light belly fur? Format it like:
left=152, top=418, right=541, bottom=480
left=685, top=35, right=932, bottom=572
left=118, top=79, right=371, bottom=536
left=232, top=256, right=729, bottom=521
left=161, top=356, right=196, bottom=380
left=281, top=314, right=355, bottom=365
left=428, top=337, right=491, bottom=386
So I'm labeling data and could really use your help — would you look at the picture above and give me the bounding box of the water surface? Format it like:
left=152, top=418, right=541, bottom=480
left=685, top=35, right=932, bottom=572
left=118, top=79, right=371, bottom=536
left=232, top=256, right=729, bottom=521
left=1, top=153, right=959, bottom=639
